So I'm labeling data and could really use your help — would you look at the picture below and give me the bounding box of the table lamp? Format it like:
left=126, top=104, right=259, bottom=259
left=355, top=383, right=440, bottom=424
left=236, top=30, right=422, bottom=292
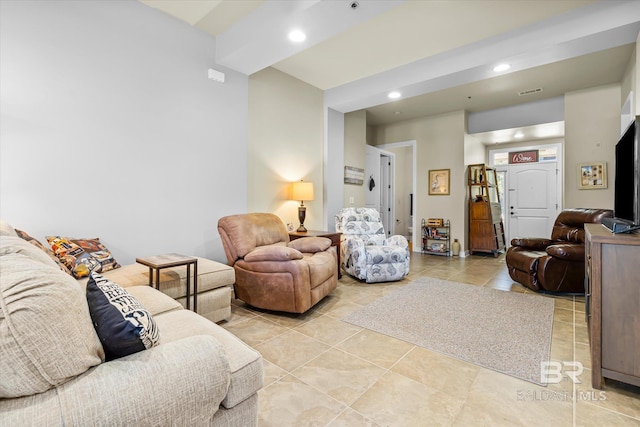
left=291, top=181, right=314, bottom=232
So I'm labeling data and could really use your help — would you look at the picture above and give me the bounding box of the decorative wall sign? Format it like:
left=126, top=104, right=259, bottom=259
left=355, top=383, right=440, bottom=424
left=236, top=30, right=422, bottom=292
left=578, top=162, right=607, bottom=189
left=344, top=166, right=364, bottom=185
left=509, top=150, right=539, bottom=164
left=428, top=169, right=450, bottom=195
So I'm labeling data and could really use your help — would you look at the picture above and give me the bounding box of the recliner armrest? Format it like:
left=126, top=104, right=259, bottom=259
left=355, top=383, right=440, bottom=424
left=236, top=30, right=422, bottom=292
left=546, top=243, right=584, bottom=261
left=384, top=235, right=409, bottom=249
left=510, top=238, right=553, bottom=250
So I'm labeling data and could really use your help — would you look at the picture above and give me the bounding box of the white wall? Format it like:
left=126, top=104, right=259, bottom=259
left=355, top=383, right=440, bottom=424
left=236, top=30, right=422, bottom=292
left=343, top=110, right=367, bottom=208
left=247, top=67, right=324, bottom=230
left=0, top=0, right=248, bottom=265
left=564, top=84, right=620, bottom=209
left=371, top=111, right=467, bottom=251
left=325, top=108, right=345, bottom=231
left=468, top=97, right=564, bottom=134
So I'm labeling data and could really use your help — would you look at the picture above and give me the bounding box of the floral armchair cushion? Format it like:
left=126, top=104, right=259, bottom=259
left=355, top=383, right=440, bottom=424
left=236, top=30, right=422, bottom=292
left=335, top=208, right=410, bottom=283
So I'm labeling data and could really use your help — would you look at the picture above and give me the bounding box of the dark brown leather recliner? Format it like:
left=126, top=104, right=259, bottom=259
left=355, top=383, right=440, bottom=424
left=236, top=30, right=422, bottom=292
left=217, top=213, right=338, bottom=313
left=506, top=208, right=613, bottom=293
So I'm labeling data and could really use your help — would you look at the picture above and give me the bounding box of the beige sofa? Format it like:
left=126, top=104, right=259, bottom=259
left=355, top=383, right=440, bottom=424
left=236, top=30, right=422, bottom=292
left=0, top=220, right=263, bottom=426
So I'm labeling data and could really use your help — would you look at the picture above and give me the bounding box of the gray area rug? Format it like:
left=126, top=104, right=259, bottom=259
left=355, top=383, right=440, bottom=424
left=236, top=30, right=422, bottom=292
left=342, top=278, right=554, bottom=385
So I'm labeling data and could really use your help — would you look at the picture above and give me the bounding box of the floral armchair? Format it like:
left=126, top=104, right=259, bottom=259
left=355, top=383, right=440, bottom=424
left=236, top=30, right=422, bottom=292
left=335, top=207, right=410, bottom=283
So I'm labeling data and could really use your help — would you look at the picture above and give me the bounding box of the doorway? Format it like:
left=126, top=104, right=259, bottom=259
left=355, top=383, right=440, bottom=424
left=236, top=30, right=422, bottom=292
left=491, top=143, right=562, bottom=244
left=506, top=162, right=558, bottom=239
left=365, top=145, right=396, bottom=236
left=380, top=154, right=393, bottom=236
left=377, top=140, right=417, bottom=248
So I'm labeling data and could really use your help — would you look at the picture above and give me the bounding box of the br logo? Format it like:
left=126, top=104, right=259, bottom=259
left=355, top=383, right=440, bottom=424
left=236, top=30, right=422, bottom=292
left=541, top=361, right=584, bottom=384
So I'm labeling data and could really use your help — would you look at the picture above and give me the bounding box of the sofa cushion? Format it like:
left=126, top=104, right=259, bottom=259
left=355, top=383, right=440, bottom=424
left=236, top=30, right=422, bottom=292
left=86, top=272, right=160, bottom=361
left=46, top=236, right=120, bottom=279
left=125, top=285, right=183, bottom=316
left=14, top=229, right=73, bottom=275
left=303, top=250, right=337, bottom=288
left=0, top=235, right=59, bottom=269
left=0, top=253, right=104, bottom=398
left=0, top=219, right=17, bottom=236
left=154, top=310, right=263, bottom=409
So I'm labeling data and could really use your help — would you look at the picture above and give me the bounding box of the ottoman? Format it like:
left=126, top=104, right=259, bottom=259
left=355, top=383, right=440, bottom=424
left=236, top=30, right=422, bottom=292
left=79, top=257, right=235, bottom=322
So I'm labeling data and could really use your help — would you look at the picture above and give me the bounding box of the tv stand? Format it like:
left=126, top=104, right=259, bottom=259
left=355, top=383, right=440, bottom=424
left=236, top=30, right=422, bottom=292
left=585, top=224, right=640, bottom=389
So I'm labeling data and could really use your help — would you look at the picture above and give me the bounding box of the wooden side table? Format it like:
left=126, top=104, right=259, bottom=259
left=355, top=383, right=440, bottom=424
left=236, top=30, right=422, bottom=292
left=136, top=253, right=198, bottom=312
left=289, top=230, right=342, bottom=278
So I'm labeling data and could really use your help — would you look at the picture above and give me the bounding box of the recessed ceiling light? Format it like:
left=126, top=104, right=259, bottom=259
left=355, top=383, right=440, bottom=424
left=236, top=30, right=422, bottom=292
left=493, top=63, right=511, bottom=72
left=288, top=30, right=306, bottom=43
left=388, top=91, right=401, bottom=99
left=514, top=132, right=524, bottom=138
left=394, top=111, right=401, bottom=115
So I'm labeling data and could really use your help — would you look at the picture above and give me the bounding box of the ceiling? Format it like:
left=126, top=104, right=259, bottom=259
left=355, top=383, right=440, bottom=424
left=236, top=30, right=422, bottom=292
left=139, top=0, right=640, bottom=144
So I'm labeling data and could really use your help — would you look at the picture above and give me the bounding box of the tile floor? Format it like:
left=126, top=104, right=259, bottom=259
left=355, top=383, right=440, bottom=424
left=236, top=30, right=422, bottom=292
left=219, top=253, right=640, bottom=427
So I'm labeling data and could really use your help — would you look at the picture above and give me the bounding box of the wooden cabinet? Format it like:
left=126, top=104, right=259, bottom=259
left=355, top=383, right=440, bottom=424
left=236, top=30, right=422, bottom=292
left=467, top=164, right=505, bottom=256
left=585, top=224, right=640, bottom=389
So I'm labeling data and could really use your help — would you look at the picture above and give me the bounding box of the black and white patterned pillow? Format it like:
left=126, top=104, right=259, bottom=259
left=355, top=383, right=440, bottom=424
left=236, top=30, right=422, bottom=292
left=86, top=272, right=160, bottom=361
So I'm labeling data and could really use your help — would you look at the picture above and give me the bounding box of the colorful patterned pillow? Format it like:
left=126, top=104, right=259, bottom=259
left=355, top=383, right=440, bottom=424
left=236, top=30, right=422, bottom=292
left=46, top=236, right=120, bottom=279
left=86, top=272, right=160, bottom=361
left=15, top=229, right=72, bottom=275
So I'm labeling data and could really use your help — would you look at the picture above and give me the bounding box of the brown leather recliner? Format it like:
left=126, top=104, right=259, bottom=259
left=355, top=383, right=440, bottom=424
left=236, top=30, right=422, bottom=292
left=217, top=213, right=337, bottom=313
left=506, top=208, right=613, bottom=293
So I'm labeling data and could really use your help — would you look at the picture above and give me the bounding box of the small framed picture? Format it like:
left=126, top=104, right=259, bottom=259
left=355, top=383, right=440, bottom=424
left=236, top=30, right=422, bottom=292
left=428, top=169, right=450, bottom=195
left=344, top=166, right=364, bottom=185
left=578, top=162, right=607, bottom=190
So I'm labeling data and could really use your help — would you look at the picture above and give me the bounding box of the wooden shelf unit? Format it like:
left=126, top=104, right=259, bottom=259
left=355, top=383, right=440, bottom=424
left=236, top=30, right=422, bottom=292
left=421, top=219, right=450, bottom=256
left=467, top=164, right=505, bottom=256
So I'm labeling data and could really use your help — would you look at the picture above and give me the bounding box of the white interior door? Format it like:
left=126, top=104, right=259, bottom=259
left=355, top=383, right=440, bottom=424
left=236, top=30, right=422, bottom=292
left=380, top=154, right=394, bottom=236
left=507, top=162, right=558, bottom=241
left=365, top=145, right=395, bottom=236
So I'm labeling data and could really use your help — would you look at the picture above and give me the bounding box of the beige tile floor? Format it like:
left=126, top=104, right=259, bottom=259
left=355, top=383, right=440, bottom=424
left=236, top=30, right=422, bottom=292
left=220, top=253, right=640, bottom=427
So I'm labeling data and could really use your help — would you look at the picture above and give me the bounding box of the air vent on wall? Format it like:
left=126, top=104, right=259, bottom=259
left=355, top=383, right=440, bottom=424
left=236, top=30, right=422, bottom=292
left=518, top=87, right=543, bottom=96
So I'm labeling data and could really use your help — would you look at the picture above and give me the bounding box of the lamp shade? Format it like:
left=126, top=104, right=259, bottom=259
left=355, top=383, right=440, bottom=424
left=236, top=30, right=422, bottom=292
left=291, top=181, right=314, bottom=202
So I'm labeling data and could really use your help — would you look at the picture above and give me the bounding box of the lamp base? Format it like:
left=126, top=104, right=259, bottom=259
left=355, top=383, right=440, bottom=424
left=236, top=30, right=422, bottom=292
left=297, top=205, right=307, bottom=232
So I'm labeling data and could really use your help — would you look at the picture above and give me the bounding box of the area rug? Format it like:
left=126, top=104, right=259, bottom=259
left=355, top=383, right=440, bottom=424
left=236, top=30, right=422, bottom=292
left=342, top=278, right=554, bottom=385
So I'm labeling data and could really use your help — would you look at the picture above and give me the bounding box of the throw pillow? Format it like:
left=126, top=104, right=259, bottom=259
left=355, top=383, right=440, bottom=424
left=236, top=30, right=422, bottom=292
left=244, top=245, right=303, bottom=262
left=86, top=272, right=160, bottom=361
left=15, top=229, right=73, bottom=275
left=288, top=237, right=331, bottom=253
left=46, top=236, right=120, bottom=278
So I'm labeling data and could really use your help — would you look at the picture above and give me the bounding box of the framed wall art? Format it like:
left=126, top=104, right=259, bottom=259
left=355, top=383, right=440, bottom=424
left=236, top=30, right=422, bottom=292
left=578, top=162, right=607, bottom=190
left=428, top=169, right=450, bottom=195
left=344, top=166, right=364, bottom=185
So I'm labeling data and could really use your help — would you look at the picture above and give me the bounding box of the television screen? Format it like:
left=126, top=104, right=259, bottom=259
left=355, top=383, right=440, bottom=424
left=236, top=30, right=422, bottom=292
left=614, top=120, right=639, bottom=225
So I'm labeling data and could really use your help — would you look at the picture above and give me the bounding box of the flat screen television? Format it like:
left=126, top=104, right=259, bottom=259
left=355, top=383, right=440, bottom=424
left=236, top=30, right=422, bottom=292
left=610, top=118, right=640, bottom=233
